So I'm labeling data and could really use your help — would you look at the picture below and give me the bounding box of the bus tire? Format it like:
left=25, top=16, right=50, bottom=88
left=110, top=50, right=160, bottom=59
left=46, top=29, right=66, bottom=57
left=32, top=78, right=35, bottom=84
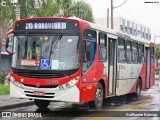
left=34, top=99, right=50, bottom=109
left=135, top=79, right=141, bottom=97
left=88, top=82, right=104, bottom=109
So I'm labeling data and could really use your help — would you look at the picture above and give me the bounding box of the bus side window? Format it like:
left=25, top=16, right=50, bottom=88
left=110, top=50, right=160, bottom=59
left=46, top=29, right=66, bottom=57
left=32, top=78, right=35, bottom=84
left=99, top=32, right=107, bottom=61
left=118, top=38, right=126, bottom=63
left=126, top=40, right=132, bottom=63
left=82, top=29, right=96, bottom=74
left=132, top=41, right=138, bottom=63
left=139, top=44, right=144, bottom=63
left=83, top=38, right=96, bottom=63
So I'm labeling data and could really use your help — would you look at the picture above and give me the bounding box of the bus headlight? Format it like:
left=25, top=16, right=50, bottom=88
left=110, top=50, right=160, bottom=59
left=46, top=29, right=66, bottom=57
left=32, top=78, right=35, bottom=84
left=59, top=85, right=65, bottom=90
left=13, top=81, right=24, bottom=88
left=65, top=79, right=77, bottom=88
left=10, top=76, right=24, bottom=89
left=10, top=76, right=15, bottom=82
left=59, top=76, right=79, bottom=90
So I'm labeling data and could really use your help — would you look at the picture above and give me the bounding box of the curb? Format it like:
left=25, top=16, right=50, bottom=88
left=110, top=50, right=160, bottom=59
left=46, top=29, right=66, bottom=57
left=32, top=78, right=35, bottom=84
left=0, top=101, right=34, bottom=111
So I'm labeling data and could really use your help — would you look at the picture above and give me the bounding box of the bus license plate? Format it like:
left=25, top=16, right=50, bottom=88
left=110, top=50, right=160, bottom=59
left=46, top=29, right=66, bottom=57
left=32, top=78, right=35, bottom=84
left=33, top=91, right=45, bottom=96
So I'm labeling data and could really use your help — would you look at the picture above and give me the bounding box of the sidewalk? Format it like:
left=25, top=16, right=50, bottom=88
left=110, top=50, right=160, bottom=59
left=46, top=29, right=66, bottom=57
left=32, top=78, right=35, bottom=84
left=0, top=95, right=34, bottom=111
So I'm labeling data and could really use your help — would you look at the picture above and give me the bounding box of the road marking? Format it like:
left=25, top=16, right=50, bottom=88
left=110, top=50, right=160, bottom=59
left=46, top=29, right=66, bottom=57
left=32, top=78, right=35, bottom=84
left=140, top=95, right=152, bottom=99
left=89, top=117, right=103, bottom=120
left=126, top=99, right=157, bottom=110
left=106, top=99, right=158, bottom=118
left=89, top=98, right=159, bottom=120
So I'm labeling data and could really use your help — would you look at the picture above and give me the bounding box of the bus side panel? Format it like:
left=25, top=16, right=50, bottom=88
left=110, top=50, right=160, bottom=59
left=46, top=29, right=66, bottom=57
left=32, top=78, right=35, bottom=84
left=139, top=63, right=146, bottom=90
left=116, top=63, right=144, bottom=95
left=116, top=63, right=133, bottom=95
left=127, top=64, right=146, bottom=93
left=150, top=65, right=155, bottom=88
left=80, top=82, right=97, bottom=103
left=127, top=80, right=137, bottom=94
left=80, top=61, right=106, bottom=103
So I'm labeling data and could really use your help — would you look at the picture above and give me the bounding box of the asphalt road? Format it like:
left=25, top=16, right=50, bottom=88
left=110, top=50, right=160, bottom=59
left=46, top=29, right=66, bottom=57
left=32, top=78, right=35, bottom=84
left=1, top=81, right=160, bottom=120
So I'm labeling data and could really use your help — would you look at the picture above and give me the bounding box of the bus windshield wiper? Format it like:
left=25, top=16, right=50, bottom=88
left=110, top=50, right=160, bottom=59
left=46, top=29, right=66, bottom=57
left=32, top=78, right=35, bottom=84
left=49, top=33, right=62, bottom=59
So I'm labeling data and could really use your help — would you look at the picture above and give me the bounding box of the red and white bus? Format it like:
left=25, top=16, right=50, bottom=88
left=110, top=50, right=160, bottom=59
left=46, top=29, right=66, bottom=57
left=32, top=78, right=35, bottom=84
left=5, top=17, right=155, bottom=109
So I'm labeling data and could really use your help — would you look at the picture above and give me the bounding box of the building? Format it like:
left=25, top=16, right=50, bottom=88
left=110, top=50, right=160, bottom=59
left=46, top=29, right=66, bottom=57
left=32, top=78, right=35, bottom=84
left=95, top=17, right=151, bottom=41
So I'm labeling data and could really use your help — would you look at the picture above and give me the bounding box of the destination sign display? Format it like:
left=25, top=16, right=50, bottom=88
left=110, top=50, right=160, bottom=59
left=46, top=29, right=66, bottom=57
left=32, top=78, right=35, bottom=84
left=15, top=20, right=79, bottom=31
left=25, top=22, right=66, bottom=30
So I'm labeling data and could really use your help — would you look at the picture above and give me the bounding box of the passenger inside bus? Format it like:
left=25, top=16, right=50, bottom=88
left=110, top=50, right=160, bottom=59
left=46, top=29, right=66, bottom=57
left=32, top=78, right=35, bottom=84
left=82, top=37, right=96, bottom=73
left=27, top=37, right=40, bottom=60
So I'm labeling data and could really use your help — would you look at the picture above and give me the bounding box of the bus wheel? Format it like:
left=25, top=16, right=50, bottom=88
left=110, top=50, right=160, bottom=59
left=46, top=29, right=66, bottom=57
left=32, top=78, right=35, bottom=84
left=135, top=79, right=141, bottom=97
left=88, top=83, right=104, bottom=109
left=34, top=99, right=50, bottom=109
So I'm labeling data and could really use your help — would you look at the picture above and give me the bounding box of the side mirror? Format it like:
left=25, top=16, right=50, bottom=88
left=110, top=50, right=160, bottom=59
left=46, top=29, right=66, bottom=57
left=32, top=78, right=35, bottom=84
left=5, top=30, right=14, bottom=55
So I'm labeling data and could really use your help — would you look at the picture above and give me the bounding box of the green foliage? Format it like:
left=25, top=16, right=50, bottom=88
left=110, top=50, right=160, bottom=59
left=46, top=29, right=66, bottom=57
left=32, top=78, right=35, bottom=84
left=155, top=44, right=160, bottom=59
left=19, top=0, right=36, bottom=19
left=0, top=71, right=6, bottom=84
left=0, top=85, right=9, bottom=95
left=35, top=0, right=58, bottom=17
left=57, top=0, right=94, bottom=22
left=0, top=0, right=15, bottom=21
left=70, top=1, right=94, bottom=22
left=0, top=0, right=16, bottom=40
left=57, top=0, right=72, bottom=17
left=156, top=69, right=159, bottom=75
left=0, top=0, right=94, bottom=40
left=1, top=0, right=94, bottom=22
left=17, top=0, right=94, bottom=22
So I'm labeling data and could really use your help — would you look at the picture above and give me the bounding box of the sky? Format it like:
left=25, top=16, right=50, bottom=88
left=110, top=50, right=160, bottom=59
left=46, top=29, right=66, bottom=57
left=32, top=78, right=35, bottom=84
left=85, top=0, right=160, bottom=42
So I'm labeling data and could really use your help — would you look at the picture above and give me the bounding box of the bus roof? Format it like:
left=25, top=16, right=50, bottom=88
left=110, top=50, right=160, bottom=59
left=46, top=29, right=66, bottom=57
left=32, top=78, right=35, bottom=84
left=83, top=19, right=152, bottom=46
left=14, top=17, right=153, bottom=46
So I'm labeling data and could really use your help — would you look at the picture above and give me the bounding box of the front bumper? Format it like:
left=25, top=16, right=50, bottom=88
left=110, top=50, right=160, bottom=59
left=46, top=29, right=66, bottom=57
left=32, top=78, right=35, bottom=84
left=10, top=82, right=80, bottom=102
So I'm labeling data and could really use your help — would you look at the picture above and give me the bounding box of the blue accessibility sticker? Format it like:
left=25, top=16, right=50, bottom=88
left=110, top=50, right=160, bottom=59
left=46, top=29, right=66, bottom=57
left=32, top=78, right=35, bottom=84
left=40, top=59, right=51, bottom=69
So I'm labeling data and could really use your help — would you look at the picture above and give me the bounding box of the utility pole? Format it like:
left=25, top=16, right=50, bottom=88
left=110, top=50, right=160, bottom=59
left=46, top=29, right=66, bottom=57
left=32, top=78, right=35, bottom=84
left=111, top=0, right=113, bottom=29
left=107, top=8, right=109, bottom=28
left=110, top=0, right=128, bottom=29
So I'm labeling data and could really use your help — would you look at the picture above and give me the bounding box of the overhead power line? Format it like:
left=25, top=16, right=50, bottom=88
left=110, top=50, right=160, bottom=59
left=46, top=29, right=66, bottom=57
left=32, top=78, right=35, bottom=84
left=113, top=0, right=128, bottom=9
left=113, top=0, right=136, bottom=21
left=113, top=0, right=160, bottom=39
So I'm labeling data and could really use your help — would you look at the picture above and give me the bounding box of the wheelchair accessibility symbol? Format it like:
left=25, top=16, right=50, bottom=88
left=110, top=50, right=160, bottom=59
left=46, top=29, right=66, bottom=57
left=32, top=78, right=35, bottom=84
left=40, top=59, right=51, bottom=69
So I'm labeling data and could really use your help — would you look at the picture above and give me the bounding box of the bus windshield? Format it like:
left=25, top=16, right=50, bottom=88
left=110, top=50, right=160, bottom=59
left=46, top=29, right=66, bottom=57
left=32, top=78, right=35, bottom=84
left=12, top=34, right=80, bottom=70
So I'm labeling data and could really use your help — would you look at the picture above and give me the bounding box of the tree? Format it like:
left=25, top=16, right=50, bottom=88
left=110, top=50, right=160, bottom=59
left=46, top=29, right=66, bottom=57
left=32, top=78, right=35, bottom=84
left=56, top=0, right=94, bottom=22
left=0, top=0, right=16, bottom=72
left=155, top=44, right=160, bottom=59
left=56, top=0, right=72, bottom=17
left=35, top=0, right=58, bottom=17
left=18, top=0, right=36, bottom=19
left=70, top=1, right=94, bottom=22
left=17, top=0, right=94, bottom=22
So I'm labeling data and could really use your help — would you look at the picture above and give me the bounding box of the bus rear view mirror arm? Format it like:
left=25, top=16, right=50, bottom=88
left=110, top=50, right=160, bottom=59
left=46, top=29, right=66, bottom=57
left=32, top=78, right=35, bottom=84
left=5, top=30, right=14, bottom=55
